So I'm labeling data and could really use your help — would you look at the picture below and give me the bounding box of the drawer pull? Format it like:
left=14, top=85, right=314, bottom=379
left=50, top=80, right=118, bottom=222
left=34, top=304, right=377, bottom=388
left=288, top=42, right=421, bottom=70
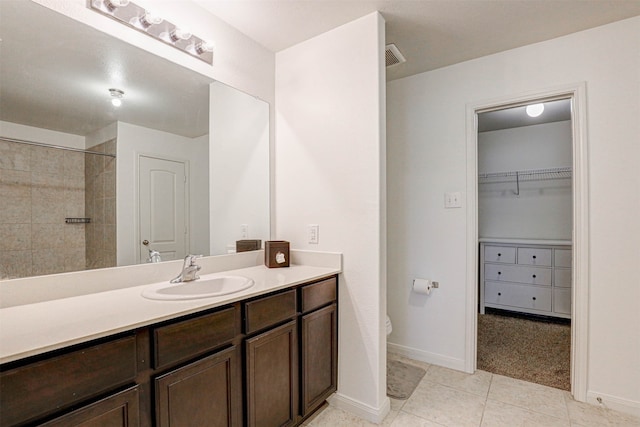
left=532, top=297, right=537, bottom=301
left=498, top=292, right=501, bottom=296
left=497, top=253, right=502, bottom=257
left=498, top=272, right=501, bottom=275
left=533, top=255, right=537, bottom=259
left=532, top=275, right=536, bottom=278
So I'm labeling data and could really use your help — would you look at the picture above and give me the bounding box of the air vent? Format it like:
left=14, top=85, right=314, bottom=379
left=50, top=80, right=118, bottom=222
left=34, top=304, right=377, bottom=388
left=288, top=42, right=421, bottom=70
left=385, top=44, right=406, bottom=67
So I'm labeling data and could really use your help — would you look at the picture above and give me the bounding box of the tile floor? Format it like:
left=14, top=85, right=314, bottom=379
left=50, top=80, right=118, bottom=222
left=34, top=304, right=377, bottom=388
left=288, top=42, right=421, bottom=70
left=304, top=354, right=640, bottom=427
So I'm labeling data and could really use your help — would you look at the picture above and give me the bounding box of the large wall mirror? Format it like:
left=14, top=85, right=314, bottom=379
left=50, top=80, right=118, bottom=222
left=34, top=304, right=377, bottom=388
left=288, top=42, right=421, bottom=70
left=0, top=0, right=270, bottom=280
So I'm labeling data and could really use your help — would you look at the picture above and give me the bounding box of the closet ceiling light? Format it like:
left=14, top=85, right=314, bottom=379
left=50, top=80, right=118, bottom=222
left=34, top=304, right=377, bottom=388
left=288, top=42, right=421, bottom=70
left=109, top=88, right=124, bottom=107
left=526, top=103, right=545, bottom=118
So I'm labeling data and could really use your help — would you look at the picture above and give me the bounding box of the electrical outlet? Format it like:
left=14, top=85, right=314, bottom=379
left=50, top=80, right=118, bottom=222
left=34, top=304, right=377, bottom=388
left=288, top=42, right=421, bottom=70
left=308, top=224, right=319, bottom=244
left=240, top=224, right=248, bottom=238
left=444, top=192, right=462, bottom=208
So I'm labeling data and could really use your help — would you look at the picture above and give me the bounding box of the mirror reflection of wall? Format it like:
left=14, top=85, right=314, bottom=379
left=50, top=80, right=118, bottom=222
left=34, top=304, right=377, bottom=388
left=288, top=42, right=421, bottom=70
left=0, top=1, right=270, bottom=280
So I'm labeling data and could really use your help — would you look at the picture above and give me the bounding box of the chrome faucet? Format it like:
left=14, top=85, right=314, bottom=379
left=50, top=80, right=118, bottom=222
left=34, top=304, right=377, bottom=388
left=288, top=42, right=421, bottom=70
left=170, top=254, right=202, bottom=283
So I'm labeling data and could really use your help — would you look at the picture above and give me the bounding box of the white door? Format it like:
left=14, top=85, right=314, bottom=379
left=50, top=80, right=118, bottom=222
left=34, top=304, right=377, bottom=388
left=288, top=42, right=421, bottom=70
left=138, top=155, right=188, bottom=263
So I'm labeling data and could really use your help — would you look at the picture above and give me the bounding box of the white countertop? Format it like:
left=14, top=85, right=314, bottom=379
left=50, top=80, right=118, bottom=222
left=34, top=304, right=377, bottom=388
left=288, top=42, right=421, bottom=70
left=0, top=257, right=340, bottom=364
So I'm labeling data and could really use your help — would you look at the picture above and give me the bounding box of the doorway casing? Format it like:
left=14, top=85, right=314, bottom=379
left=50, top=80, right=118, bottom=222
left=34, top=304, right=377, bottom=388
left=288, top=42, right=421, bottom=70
left=464, top=82, right=589, bottom=402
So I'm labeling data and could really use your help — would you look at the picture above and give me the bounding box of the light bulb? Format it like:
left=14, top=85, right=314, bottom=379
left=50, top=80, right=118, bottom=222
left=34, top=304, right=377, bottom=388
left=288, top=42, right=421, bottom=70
left=195, top=40, right=214, bottom=54
left=109, top=88, right=124, bottom=107
left=103, top=0, right=130, bottom=12
left=526, top=103, right=545, bottom=118
left=170, top=28, right=192, bottom=42
left=111, top=98, right=122, bottom=107
left=136, top=11, right=163, bottom=28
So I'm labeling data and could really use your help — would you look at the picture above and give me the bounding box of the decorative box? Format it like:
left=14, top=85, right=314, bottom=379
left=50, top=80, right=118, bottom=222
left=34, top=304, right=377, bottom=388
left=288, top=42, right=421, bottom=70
left=264, top=241, right=290, bottom=268
left=236, top=239, right=262, bottom=253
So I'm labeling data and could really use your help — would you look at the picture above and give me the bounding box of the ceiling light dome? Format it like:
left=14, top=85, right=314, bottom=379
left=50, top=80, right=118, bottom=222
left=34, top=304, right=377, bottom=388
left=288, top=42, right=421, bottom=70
left=526, top=103, right=545, bottom=117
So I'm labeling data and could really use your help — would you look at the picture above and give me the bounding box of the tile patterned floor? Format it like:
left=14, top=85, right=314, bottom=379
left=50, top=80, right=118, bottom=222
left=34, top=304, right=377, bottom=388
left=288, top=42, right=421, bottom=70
left=304, top=354, right=640, bottom=427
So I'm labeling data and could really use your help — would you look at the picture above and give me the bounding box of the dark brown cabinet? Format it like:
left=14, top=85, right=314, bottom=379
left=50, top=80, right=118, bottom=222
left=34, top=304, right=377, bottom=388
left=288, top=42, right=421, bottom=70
left=246, top=320, right=298, bottom=427
left=40, top=386, right=140, bottom=427
left=300, top=303, right=338, bottom=416
left=154, top=346, right=242, bottom=427
left=0, top=275, right=338, bottom=427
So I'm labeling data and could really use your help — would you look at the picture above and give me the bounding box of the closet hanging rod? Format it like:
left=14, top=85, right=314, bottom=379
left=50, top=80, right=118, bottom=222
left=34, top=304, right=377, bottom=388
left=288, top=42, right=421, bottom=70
left=0, top=136, right=116, bottom=158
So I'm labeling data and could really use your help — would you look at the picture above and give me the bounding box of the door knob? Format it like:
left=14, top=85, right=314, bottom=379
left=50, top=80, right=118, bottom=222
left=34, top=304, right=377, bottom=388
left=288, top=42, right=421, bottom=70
left=142, top=240, right=149, bottom=246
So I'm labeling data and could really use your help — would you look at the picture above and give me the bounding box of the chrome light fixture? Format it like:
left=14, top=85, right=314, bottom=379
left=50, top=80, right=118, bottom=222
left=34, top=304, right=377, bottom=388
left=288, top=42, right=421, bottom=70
left=109, top=88, right=124, bottom=107
left=89, top=0, right=214, bottom=65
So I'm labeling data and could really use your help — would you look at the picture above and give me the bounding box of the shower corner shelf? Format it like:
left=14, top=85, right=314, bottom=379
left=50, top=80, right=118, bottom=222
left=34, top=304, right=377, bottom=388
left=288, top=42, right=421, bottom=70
left=478, top=167, right=572, bottom=195
left=65, top=218, right=91, bottom=224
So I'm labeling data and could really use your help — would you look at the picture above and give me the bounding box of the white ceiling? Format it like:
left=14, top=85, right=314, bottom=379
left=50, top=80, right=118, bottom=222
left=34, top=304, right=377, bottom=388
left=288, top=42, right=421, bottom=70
left=194, top=0, right=640, bottom=81
left=478, top=99, right=572, bottom=132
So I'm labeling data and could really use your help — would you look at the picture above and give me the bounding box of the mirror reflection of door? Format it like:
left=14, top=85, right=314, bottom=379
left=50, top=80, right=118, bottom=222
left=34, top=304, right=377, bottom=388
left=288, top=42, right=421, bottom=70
left=138, top=155, right=188, bottom=263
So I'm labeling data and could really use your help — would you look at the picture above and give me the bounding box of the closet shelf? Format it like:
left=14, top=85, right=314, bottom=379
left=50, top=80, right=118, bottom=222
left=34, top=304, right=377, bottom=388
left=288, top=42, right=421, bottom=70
left=478, top=167, right=572, bottom=184
left=478, top=167, right=572, bottom=195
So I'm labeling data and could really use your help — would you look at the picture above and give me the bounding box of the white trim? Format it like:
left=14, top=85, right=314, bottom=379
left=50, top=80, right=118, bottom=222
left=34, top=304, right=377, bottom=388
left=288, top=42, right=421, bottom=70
left=388, top=342, right=466, bottom=371
left=465, top=82, right=590, bottom=400
left=586, top=391, right=640, bottom=418
left=327, top=392, right=391, bottom=424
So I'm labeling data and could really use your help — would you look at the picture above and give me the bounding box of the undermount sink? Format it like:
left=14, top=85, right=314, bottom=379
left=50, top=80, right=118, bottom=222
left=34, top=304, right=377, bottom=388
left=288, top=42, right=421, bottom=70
left=142, top=275, right=255, bottom=300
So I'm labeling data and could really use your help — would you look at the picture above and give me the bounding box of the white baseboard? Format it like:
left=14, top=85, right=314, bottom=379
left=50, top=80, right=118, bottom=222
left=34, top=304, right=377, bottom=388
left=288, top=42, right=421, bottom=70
left=587, top=391, right=640, bottom=418
left=327, top=392, right=391, bottom=424
left=387, top=342, right=467, bottom=372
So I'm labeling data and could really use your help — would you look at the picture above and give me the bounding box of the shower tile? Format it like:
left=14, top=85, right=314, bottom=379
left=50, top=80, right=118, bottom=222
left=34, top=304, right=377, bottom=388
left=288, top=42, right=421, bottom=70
left=0, top=141, right=31, bottom=171
left=104, top=197, right=116, bottom=225
left=0, top=169, right=32, bottom=198
left=31, top=146, right=64, bottom=175
left=104, top=171, right=115, bottom=198
left=0, top=224, right=31, bottom=250
left=63, top=151, right=85, bottom=177
left=64, top=224, right=86, bottom=247
left=0, top=250, right=33, bottom=280
left=32, top=195, right=64, bottom=224
left=32, top=224, right=65, bottom=249
left=31, top=248, right=65, bottom=276
left=63, top=246, right=86, bottom=272
left=0, top=196, right=31, bottom=224
left=32, top=172, right=65, bottom=199
left=104, top=225, right=116, bottom=252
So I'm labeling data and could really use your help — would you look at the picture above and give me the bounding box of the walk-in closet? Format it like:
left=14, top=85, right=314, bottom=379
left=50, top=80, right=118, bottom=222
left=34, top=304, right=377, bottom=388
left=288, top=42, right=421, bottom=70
left=476, top=99, right=573, bottom=390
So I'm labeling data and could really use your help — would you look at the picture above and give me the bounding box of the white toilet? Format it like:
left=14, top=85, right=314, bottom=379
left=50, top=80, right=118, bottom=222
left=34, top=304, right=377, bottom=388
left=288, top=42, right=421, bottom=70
left=386, top=315, right=393, bottom=336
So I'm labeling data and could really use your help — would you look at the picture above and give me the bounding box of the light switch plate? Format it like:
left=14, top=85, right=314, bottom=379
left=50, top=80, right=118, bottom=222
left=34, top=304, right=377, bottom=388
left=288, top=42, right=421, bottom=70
left=444, top=192, right=462, bottom=208
left=240, top=224, right=248, bottom=238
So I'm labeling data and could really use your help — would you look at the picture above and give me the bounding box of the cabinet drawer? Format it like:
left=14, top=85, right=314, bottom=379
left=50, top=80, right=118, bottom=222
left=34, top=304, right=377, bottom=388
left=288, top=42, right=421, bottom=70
left=244, top=289, right=297, bottom=334
left=517, top=247, right=552, bottom=266
left=555, top=268, right=572, bottom=288
left=554, top=288, right=571, bottom=315
left=484, top=246, right=516, bottom=264
left=485, top=282, right=552, bottom=312
left=301, top=277, right=337, bottom=313
left=555, top=249, right=572, bottom=268
left=154, top=306, right=239, bottom=370
left=0, top=335, right=137, bottom=427
left=485, top=264, right=551, bottom=286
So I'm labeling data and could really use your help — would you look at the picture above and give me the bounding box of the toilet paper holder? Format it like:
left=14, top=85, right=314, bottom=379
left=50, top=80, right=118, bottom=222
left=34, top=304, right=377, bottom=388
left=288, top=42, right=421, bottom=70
left=412, top=278, right=439, bottom=295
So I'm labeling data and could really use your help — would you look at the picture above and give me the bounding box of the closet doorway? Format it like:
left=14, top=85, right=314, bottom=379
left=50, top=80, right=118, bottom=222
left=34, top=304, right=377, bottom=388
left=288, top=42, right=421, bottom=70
left=476, top=99, right=573, bottom=390
left=466, top=85, right=589, bottom=400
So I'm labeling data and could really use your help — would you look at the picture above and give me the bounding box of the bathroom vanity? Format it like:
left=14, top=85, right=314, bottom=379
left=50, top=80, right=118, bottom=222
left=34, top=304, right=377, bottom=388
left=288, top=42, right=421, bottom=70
left=0, top=252, right=340, bottom=427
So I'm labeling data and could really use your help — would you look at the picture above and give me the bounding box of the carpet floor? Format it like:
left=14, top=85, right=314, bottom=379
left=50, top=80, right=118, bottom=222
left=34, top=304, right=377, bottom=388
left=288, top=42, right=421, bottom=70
left=477, top=310, right=571, bottom=391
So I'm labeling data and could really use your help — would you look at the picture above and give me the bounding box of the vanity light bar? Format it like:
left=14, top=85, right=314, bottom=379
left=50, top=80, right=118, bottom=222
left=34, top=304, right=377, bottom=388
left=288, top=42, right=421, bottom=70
left=89, top=0, right=214, bottom=65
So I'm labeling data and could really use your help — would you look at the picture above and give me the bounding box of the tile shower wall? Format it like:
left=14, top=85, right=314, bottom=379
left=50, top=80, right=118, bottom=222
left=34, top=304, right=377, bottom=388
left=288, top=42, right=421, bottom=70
left=0, top=140, right=87, bottom=279
left=85, top=139, right=116, bottom=269
left=0, top=139, right=117, bottom=280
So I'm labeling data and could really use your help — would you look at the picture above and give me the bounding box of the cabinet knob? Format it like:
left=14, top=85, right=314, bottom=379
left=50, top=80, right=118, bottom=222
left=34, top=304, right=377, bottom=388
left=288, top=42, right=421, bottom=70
left=533, top=255, right=537, bottom=259
left=498, top=292, right=501, bottom=296
left=497, top=253, right=502, bottom=257
left=532, top=297, right=537, bottom=301
left=532, top=274, right=536, bottom=278
left=498, top=271, right=501, bottom=275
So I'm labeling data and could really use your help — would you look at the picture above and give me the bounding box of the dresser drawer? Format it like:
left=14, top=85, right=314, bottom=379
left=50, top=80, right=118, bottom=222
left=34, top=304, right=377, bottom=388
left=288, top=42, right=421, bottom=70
left=0, top=335, right=137, bottom=427
left=555, top=268, right=572, bottom=288
left=555, top=249, right=572, bottom=268
left=485, top=282, right=552, bottom=312
left=554, top=288, right=571, bottom=315
left=517, top=247, right=552, bottom=266
left=153, top=306, right=239, bottom=370
left=244, top=289, right=297, bottom=334
left=484, top=246, right=516, bottom=264
left=485, top=263, right=551, bottom=286
left=301, top=277, right=337, bottom=313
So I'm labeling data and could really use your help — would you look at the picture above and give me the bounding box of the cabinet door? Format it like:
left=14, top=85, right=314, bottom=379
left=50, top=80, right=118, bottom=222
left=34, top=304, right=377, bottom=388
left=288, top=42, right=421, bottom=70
left=246, top=320, right=298, bottom=427
left=155, top=346, right=242, bottom=427
left=40, top=386, right=139, bottom=427
left=301, top=304, right=337, bottom=416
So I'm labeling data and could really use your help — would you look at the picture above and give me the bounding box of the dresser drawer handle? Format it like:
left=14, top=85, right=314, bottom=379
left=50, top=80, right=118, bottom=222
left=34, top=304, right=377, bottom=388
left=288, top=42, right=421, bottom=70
left=498, top=272, right=501, bottom=275
left=532, top=274, right=536, bottom=278
left=533, top=255, right=537, bottom=259
left=498, top=292, right=501, bottom=296
left=497, top=253, right=502, bottom=257
left=532, top=297, right=537, bottom=301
